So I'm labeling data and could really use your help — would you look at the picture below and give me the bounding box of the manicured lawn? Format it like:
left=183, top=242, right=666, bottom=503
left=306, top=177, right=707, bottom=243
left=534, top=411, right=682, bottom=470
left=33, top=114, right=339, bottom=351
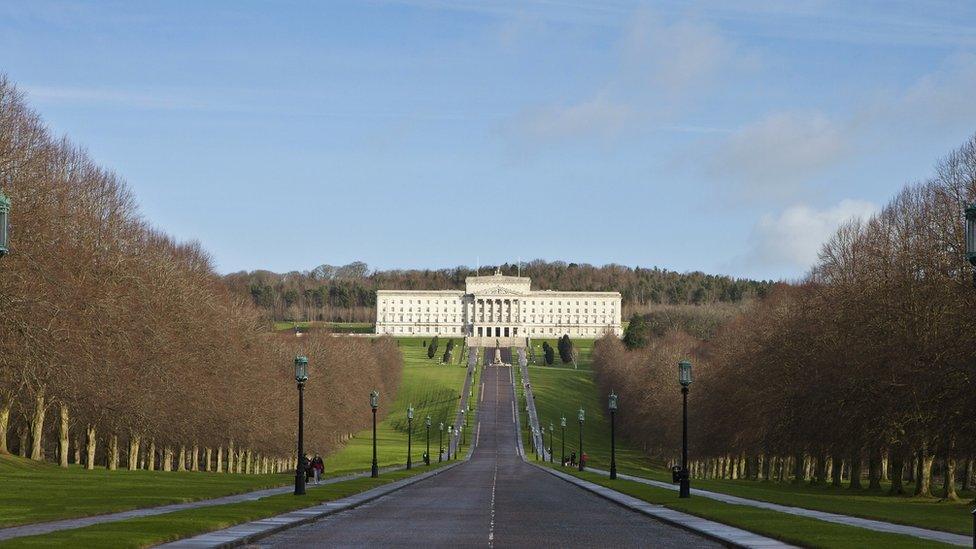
left=3, top=466, right=448, bottom=548
left=526, top=338, right=595, bottom=370
left=0, top=455, right=289, bottom=529
left=554, top=468, right=953, bottom=548
left=521, top=352, right=976, bottom=536
left=324, top=337, right=470, bottom=472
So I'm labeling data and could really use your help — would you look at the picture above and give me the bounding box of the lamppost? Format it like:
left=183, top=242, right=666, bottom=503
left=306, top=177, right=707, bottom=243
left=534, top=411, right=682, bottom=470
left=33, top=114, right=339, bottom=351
left=678, top=360, right=693, bottom=498
left=425, top=416, right=431, bottom=466
left=577, top=407, right=585, bottom=471
left=438, top=422, right=444, bottom=462
left=370, top=390, right=379, bottom=478
left=293, top=356, right=308, bottom=496
left=533, top=428, right=539, bottom=460
left=608, top=391, right=618, bottom=480
left=966, top=204, right=976, bottom=286
left=549, top=422, right=554, bottom=463
left=560, top=415, right=567, bottom=465
left=447, top=425, right=453, bottom=460
left=0, top=189, right=10, bottom=258
left=406, top=404, right=414, bottom=470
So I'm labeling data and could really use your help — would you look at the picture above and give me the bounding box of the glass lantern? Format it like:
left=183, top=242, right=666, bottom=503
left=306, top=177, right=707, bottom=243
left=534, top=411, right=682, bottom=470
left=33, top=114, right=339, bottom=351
left=679, top=360, right=693, bottom=387
left=370, top=390, right=379, bottom=409
left=407, top=405, right=414, bottom=420
left=608, top=391, right=618, bottom=412
left=294, top=356, right=308, bottom=384
left=577, top=407, right=585, bottom=423
left=966, top=204, right=976, bottom=266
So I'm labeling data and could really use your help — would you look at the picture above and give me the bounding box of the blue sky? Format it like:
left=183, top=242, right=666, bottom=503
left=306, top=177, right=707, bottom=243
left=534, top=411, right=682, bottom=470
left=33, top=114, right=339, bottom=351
left=2, top=1, right=976, bottom=280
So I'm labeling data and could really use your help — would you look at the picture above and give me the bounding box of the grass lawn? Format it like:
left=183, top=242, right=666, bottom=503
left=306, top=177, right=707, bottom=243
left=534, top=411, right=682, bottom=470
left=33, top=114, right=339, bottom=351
left=0, top=455, right=290, bottom=529
left=322, top=337, right=470, bottom=472
left=553, top=468, right=953, bottom=549
left=2, top=465, right=449, bottom=548
left=520, top=347, right=976, bottom=536
left=526, top=338, right=596, bottom=370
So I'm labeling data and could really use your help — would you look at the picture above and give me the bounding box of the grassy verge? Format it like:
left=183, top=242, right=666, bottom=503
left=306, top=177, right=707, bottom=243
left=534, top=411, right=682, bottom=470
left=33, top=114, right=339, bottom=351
left=2, top=465, right=450, bottom=548
left=271, top=321, right=374, bottom=333
left=548, top=467, right=953, bottom=549
left=0, top=455, right=290, bottom=529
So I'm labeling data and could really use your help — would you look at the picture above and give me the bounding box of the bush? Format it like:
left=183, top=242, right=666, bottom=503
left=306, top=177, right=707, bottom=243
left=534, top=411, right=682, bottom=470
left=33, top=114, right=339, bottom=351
left=557, top=334, right=573, bottom=364
left=542, top=342, right=555, bottom=365
left=427, top=336, right=439, bottom=359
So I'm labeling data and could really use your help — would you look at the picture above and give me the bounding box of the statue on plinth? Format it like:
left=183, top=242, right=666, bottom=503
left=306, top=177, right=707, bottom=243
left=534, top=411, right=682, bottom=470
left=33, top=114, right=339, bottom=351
left=493, top=339, right=503, bottom=365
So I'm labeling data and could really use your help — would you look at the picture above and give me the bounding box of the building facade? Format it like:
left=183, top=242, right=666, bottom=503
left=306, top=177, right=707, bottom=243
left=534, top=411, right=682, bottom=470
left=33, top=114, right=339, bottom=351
left=375, top=271, right=622, bottom=344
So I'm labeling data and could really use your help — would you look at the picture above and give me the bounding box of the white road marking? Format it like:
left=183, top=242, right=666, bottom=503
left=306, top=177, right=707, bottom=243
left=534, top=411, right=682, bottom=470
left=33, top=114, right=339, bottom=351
left=476, top=421, right=481, bottom=446
left=480, top=382, right=485, bottom=403
left=488, top=461, right=498, bottom=547
left=511, top=401, right=515, bottom=423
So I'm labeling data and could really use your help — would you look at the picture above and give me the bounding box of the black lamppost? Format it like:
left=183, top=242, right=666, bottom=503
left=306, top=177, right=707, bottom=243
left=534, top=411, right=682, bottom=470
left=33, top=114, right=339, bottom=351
left=577, top=407, right=585, bottom=471
left=533, top=428, right=539, bottom=461
left=406, top=404, right=414, bottom=470
left=608, top=391, right=618, bottom=480
left=438, top=422, right=444, bottom=462
left=548, top=422, right=554, bottom=463
left=679, top=360, right=693, bottom=498
left=966, top=204, right=976, bottom=286
left=560, top=415, right=566, bottom=465
left=425, top=416, right=431, bottom=466
left=0, top=189, right=10, bottom=258
left=447, top=425, right=453, bottom=460
left=294, top=356, right=308, bottom=496
left=370, top=390, right=379, bottom=478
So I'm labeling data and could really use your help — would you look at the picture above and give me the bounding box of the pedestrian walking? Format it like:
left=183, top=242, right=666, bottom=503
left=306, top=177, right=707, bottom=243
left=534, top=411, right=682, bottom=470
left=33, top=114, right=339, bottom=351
left=312, top=454, right=324, bottom=484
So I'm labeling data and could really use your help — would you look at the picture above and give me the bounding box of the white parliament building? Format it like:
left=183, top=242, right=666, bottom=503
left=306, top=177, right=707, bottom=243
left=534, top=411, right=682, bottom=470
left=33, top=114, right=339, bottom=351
left=375, top=271, right=622, bottom=346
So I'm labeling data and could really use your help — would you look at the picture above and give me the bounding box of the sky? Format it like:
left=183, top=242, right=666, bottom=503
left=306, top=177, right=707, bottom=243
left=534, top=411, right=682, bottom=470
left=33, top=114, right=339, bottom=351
left=2, top=1, right=976, bottom=281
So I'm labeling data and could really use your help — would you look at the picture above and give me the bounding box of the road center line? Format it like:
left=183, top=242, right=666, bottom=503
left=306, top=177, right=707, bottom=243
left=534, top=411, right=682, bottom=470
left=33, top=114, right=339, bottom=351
left=488, top=461, right=498, bottom=547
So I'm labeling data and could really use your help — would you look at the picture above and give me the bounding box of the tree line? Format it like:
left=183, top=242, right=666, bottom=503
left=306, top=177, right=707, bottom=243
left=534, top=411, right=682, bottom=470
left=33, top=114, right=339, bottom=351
left=594, top=134, right=976, bottom=500
left=224, top=261, right=773, bottom=325
left=0, top=75, right=402, bottom=473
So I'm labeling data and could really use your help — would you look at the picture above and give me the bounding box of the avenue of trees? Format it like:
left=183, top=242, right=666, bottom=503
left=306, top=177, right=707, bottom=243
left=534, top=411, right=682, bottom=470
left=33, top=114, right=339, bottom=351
left=595, top=134, right=976, bottom=499
left=225, top=261, right=772, bottom=324
left=0, top=76, right=402, bottom=473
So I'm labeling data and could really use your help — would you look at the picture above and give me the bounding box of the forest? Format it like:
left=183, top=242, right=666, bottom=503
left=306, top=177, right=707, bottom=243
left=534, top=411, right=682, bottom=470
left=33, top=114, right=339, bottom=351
left=596, top=134, right=976, bottom=499
left=0, top=75, right=402, bottom=472
left=225, top=260, right=773, bottom=324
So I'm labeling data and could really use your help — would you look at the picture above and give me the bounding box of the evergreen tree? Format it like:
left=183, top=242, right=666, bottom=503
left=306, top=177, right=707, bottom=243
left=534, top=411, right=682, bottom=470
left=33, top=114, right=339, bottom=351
left=443, top=339, right=455, bottom=363
left=623, top=313, right=649, bottom=349
left=427, top=336, right=439, bottom=359
left=542, top=342, right=555, bottom=365
left=558, top=334, right=574, bottom=363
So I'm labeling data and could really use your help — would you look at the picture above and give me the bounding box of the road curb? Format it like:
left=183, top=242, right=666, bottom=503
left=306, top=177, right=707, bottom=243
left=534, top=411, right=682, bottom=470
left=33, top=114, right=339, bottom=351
left=530, top=462, right=796, bottom=549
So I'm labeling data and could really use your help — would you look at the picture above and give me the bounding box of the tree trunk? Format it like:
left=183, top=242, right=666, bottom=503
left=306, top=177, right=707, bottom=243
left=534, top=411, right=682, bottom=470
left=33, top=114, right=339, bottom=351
left=889, top=453, right=905, bottom=495
left=177, top=446, right=186, bottom=471
left=962, top=458, right=973, bottom=491
left=108, top=435, right=119, bottom=470
left=792, top=453, right=805, bottom=484
left=761, top=454, right=771, bottom=481
left=0, top=398, right=11, bottom=454
left=30, top=390, right=46, bottom=461
left=73, top=436, right=81, bottom=464
left=831, top=457, right=843, bottom=487
left=147, top=440, right=156, bottom=471
left=191, top=445, right=199, bottom=472
left=246, top=449, right=253, bottom=474
left=163, top=447, right=173, bottom=472
left=849, top=453, right=863, bottom=489
left=228, top=441, right=236, bottom=473
left=868, top=449, right=882, bottom=491
left=813, top=453, right=827, bottom=485
left=58, top=404, right=69, bottom=468
left=942, top=454, right=960, bottom=501
left=85, top=425, right=97, bottom=470
left=217, top=446, right=224, bottom=473
left=18, top=424, right=28, bottom=457
left=205, top=447, right=212, bottom=472
left=128, top=435, right=141, bottom=470
left=914, top=448, right=934, bottom=497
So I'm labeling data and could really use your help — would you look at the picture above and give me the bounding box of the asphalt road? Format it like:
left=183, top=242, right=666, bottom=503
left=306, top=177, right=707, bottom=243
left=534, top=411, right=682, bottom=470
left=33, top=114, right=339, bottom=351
left=256, top=363, right=718, bottom=548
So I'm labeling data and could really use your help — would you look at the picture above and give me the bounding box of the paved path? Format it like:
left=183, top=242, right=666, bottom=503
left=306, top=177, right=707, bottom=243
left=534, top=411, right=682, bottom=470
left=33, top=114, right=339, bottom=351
left=255, top=363, right=719, bottom=548
left=0, top=466, right=402, bottom=542
left=584, top=467, right=971, bottom=547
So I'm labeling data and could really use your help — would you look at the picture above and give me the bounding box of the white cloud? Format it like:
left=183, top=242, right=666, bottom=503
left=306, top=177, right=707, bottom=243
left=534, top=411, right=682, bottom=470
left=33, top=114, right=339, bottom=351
left=708, top=112, right=850, bottom=196
left=510, top=94, right=633, bottom=142
left=742, top=199, right=878, bottom=276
